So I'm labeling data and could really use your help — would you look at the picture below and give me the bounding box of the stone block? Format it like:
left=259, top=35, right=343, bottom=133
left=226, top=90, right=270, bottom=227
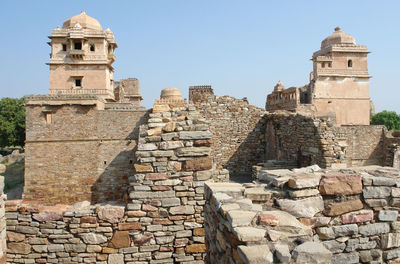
left=98, top=204, right=125, bottom=224
left=288, top=188, right=319, bottom=198
left=162, top=122, right=176, bottom=132
left=8, top=242, right=31, bottom=254
left=184, top=157, right=212, bottom=171
left=363, top=186, right=391, bottom=198
left=179, top=131, right=212, bottom=140
left=80, top=233, right=108, bottom=244
left=169, top=205, right=195, bottom=215
left=108, top=231, right=130, bottom=249
left=153, top=104, right=171, bottom=113
left=359, top=223, right=390, bottom=236
left=7, top=231, right=25, bottom=242
left=145, top=173, right=168, bottom=180
left=185, top=244, right=206, bottom=253
left=330, top=253, right=359, bottom=264
left=323, top=240, right=346, bottom=253
left=258, top=213, right=279, bottom=226
left=245, top=188, right=272, bottom=201
left=159, top=141, right=184, bottom=150
left=32, top=211, right=63, bottom=222
left=118, top=222, right=142, bottom=231
left=162, top=198, right=181, bottom=207
left=277, top=196, right=324, bottom=218
left=138, top=143, right=158, bottom=151
left=134, top=164, right=154, bottom=173
left=332, top=224, right=358, bottom=237
left=175, top=147, right=210, bottom=157
left=383, top=233, right=400, bottom=249
left=319, top=173, right=362, bottom=195
left=373, top=177, right=396, bottom=186
left=379, top=210, right=399, bottom=221
left=227, top=210, right=257, bottom=227
left=108, top=253, right=124, bottom=264
left=48, top=244, right=64, bottom=252
left=233, top=227, right=266, bottom=242
left=324, top=199, right=363, bottom=216
left=194, top=170, right=213, bottom=181
left=288, top=173, right=321, bottom=189
left=129, top=190, right=175, bottom=199
left=15, top=225, right=39, bottom=235
left=274, top=243, right=291, bottom=263
left=292, top=241, right=332, bottom=263
left=342, top=209, right=374, bottom=224
left=365, top=198, right=388, bottom=207
left=237, top=245, right=273, bottom=263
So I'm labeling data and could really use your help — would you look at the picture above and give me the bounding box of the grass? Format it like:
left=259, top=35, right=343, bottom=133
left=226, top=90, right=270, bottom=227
left=3, top=161, right=24, bottom=193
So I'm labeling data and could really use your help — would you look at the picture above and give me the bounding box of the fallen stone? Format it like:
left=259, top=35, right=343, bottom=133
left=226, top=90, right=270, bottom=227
left=324, top=199, right=363, bottom=216
left=292, top=241, right=332, bottom=263
left=277, top=196, right=324, bottom=218
left=261, top=210, right=312, bottom=237
left=97, top=204, right=125, bottom=223
left=342, top=209, right=374, bottom=224
left=379, top=210, right=399, bottom=221
left=238, top=245, right=273, bottom=264
left=319, top=173, right=362, bottom=195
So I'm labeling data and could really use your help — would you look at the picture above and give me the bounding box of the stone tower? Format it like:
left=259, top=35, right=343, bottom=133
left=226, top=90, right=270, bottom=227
left=47, top=11, right=117, bottom=101
left=310, top=27, right=370, bottom=125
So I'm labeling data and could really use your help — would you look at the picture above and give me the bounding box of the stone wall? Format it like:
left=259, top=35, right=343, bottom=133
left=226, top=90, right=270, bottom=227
left=205, top=166, right=400, bottom=263
left=24, top=96, right=148, bottom=205
left=193, top=94, right=266, bottom=177
left=265, top=111, right=386, bottom=168
left=384, top=131, right=400, bottom=168
left=6, top=103, right=229, bottom=264
left=0, top=176, right=6, bottom=264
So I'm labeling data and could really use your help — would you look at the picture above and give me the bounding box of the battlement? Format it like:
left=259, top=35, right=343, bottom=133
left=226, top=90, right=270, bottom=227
left=189, top=85, right=214, bottom=104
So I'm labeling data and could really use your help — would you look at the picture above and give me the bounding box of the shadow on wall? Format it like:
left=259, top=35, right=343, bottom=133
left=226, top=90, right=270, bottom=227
left=225, top=117, right=266, bottom=183
left=264, top=113, right=387, bottom=170
left=90, top=112, right=149, bottom=204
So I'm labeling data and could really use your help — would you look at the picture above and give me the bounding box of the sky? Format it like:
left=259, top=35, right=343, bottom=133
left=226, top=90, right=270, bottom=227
left=0, top=0, right=399, bottom=112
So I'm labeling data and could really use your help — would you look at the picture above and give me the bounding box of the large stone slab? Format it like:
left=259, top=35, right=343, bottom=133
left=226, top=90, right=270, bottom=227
left=98, top=205, right=125, bottom=223
left=288, top=173, right=321, bottom=189
left=227, top=210, right=257, bottom=227
left=233, top=227, right=266, bottom=242
left=324, top=199, right=363, bottom=216
left=7, top=243, right=31, bottom=254
left=319, top=173, right=362, bottom=195
left=80, top=233, right=107, bottom=244
left=277, top=196, right=324, bottom=218
left=237, top=245, right=273, bottom=264
left=184, top=157, right=212, bottom=171
left=292, top=241, right=332, bottom=263
left=176, top=147, right=211, bottom=157
left=108, top=231, right=130, bottom=249
left=260, top=210, right=312, bottom=237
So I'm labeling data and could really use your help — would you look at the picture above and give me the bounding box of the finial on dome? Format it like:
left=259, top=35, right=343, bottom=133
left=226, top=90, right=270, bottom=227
left=335, top=26, right=341, bottom=32
left=274, top=80, right=285, bottom=92
left=81, top=10, right=86, bottom=14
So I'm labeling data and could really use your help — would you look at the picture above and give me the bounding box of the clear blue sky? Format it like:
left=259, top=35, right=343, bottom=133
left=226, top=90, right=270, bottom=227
left=1, top=0, right=399, bottom=112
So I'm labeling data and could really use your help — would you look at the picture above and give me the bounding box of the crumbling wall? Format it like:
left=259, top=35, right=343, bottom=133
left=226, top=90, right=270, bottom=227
left=194, top=95, right=266, bottom=177
left=384, top=131, right=400, bottom=168
left=205, top=166, right=400, bottom=263
left=0, top=176, right=6, bottom=264
left=8, top=103, right=228, bottom=263
left=24, top=99, right=147, bottom=205
left=265, top=112, right=386, bottom=168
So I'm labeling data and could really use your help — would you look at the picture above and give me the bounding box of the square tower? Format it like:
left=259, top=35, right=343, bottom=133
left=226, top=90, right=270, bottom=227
left=47, top=11, right=117, bottom=101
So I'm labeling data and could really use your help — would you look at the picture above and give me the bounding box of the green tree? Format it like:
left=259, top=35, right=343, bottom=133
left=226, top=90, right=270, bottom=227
left=371, top=110, right=400, bottom=131
left=0, top=97, right=25, bottom=148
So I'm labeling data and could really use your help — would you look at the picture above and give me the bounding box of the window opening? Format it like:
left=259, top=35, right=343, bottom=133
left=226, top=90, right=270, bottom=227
left=74, top=42, right=82, bottom=50
left=348, top=59, right=353, bottom=67
left=90, top=44, right=95, bottom=52
left=62, top=44, right=67, bottom=51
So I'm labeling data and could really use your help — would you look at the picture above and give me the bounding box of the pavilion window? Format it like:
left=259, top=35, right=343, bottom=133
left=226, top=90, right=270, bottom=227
left=348, top=59, right=353, bottom=67
left=74, top=42, right=82, bottom=50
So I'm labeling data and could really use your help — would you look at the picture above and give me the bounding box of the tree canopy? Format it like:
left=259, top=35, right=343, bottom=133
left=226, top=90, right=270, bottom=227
left=0, top=97, right=25, bottom=148
left=371, top=110, right=400, bottom=131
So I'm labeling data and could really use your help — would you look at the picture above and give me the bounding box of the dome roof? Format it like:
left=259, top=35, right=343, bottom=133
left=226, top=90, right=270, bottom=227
left=160, top=88, right=182, bottom=99
left=321, top=27, right=356, bottom=48
left=274, top=81, right=285, bottom=92
left=62, top=11, right=103, bottom=30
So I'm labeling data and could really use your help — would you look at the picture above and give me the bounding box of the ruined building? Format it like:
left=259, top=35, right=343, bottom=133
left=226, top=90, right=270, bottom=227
left=4, top=12, right=400, bottom=264
left=266, top=27, right=371, bottom=126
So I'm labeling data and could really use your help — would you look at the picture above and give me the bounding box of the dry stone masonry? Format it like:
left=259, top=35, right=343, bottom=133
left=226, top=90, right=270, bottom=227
left=205, top=165, right=400, bottom=263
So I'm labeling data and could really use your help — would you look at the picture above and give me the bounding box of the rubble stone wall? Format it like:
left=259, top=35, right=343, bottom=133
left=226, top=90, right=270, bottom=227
left=205, top=166, right=400, bottom=263
left=265, top=112, right=386, bottom=168
left=7, top=104, right=228, bottom=263
left=194, top=95, right=267, bottom=177
left=0, top=176, right=6, bottom=264
left=24, top=103, right=148, bottom=205
left=384, top=131, right=400, bottom=168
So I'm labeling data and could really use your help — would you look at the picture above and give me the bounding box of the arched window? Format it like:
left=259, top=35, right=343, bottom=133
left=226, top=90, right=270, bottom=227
left=348, top=59, right=353, bottom=68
